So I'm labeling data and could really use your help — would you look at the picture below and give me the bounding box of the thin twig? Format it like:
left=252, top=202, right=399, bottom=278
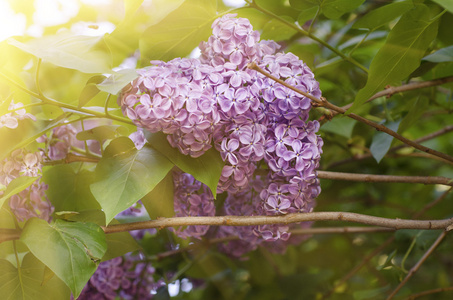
left=318, top=171, right=453, bottom=186
left=406, top=286, right=453, bottom=299
left=322, top=188, right=452, bottom=299
left=102, top=212, right=453, bottom=234
left=248, top=62, right=453, bottom=164
left=338, top=76, right=453, bottom=113
left=327, top=125, right=453, bottom=169
left=41, top=153, right=100, bottom=165
left=386, top=231, right=447, bottom=300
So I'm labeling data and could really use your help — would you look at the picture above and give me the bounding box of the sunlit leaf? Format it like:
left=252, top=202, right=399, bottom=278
left=21, top=219, right=107, bottom=298
left=322, top=0, right=365, bottom=19
left=145, top=131, right=224, bottom=197
left=139, top=0, right=217, bottom=63
left=0, top=176, right=37, bottom=210
left=96, top=69, right=138, bottom=95
left=90, top=137, right=174, bottom=224
left=350, top=5, right=440, bottom=111
left=0, top=253, right=70, bottom=300
left=8, top=31, right=111, bottom=74
left=78, top=75, right=106, bottom=108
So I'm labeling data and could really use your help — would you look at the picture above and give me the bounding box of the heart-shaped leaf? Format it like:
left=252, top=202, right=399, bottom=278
left=90, top=137, right=174, bottom=223
left=21, top=218, right=107, bottom=298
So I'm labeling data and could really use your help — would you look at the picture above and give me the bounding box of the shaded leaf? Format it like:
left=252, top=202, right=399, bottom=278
left=90, top=137, right=174, bottom=223
left=0, top=253, right=70, bottom=300
left=76, top=125, right=129, bottom=142
left=370, top=120, right=401, bottom=163
left=102, top=219, right=140, bottom=261
left=8, top=31, right=111, bottom=73
left=322, top=0, right=365, bottom=19
left=431, top=0, right=453, bottom=14
left=142, top=171, right=175, bottom=219
left=352, top=1, right=413, bottom=31
left=43, top=165, right=100, bottom=212
left=423, top=45, right=453, bottom=63
left=320, top=117, right=357, bottom=139
left=261, top=16, right=298, bottom=42
left=398, top=96, right=429, bottom=134
left=145, top=131, right=224, bottom=197
left=350, top=5, right=440, bottom=111
left=21, top=219, right=107, bottom=298
left=139, top=0, right=217, bottom=63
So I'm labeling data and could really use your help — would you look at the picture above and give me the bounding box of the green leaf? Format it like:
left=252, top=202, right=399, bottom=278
left=370, top=120, right=401, bottom=163
left=322, top=0, right=365, bottom=19
left=21, top=219, right=107, bottom=298
left=431, top=0, right=453, bottom=14
left=320, top=116, right=357, bottom=139
left=353, top=286, right=390, bottom=300
left=261, top=16, right=298, bottom=42
left=398, top=96, right=429, bottom=134
left=423, top=45, right=453, bottom=63
left=43, top=165, right=101, bottom=212
left=145, top=132, right=224, bottom=197
left=76, top=125, right=129, bottom=142
left=90, top=137, right=174, bottom=224
left=0, top=253, right=70, bottom=300
left=102, top=219, right=140, bottom=261
left=349, top=5, right=440, bottom=112
left=8, top=31, right=111, bottom=74
left=352, top=0, right=413, bottom=31
left=78, top=75, right=106, bottom=108
left=0, top=116, right=67, bottom=161
left=142, top=171, right=175, bottom=219
left=96, top=69, right=138, bottom=95
left=139, top=0, right=217, bottom=63
left=0, top=176, right=37, bottom=210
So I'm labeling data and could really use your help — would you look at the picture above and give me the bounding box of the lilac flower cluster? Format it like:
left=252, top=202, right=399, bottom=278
left=78, top=253, right=164, bottom=300
left=172, top=170, right=216, bottom=239
left=0, top=149, right=53, bottom=222
left=121, top=14, right=323, bottom=250
left=0, top=100, right=36, bottom=129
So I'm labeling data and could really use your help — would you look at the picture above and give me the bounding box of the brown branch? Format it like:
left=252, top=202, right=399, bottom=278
left=339, top=76, right=453, bottom=113
left=248, top=62, right=453, bottom=164
left=0, top=228, right=21, bottom=243
left=406, top=286, right=453, bottom=299
left=322, top=187, right=453, bottom=299
left=318, top=171, right=453, bottom=186
left=327, top=125, right=453, bottom=168
left=42, top=153, right=100, bottom=165
left=102, top=212, right=453, bottom=234
left=386, top=231, right=448, bottom=300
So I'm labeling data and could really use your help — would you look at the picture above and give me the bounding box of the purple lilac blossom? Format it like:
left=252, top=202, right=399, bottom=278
left=0, top=149, right=53, bottom=222
left=0, top=100, right=36, bottom=129
left=119, top=14, right=323, bottom=248
left=78, top=253, right=164, bottom=300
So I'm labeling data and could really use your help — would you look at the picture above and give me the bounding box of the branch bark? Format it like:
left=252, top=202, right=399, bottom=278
left=318, top=171, right=453, bottom=186
left=248, top=62, right=453, bottom=164
left=102, top=212, right=453, bottom=234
